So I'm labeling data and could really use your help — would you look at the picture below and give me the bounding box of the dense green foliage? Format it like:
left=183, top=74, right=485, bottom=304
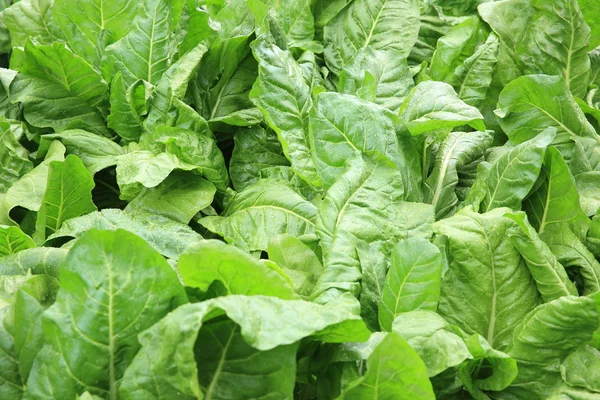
left=1, top=0, right=600, bottom=398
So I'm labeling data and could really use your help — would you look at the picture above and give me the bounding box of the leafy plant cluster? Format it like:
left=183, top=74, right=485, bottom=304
left=1, top=0, right=600, bottom=398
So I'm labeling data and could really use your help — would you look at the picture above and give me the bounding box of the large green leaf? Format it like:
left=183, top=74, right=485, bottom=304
left=506, top=212, right=578, bottom=302
left=24, top=229, right=187, bottom=399
left=249, top=39, right=319, bottom=185
left=398, top=81, right=485, bottom=136
left=178, top=239, right=297, bottom=299
left=430, top=17, right=499, bottom=107
left=434, top=208, right=542, bottom=351
left=315, top=153, right=431, bottom=300
left=324, top=0, right=420, bottom=73
left=119, top=294, right=370, bottom=399
left=338, top=332, right=435, bottom=399
left=200, top=180, right=318, bottom=252
left=10, top=41, right=109, bottom=135
left=505, top=295, right=600, bottom=399
left=309, top=92, right=404, bottom=189
left=338, top=47, right=413, bottom=113
left=378, top=238, right=443, bottom=332
left=102, top=0, right=176, bottom=87
left=52, top=0, right=140, bottom=65
left=229, top=126, right=289, bottom=191
left=4, top=0, right=58, bottom=48
left=34, top=155, right=97, bottom=243
left=48, top=209, right=203, bottom=259
left=479, top=0, right=591, bottom=98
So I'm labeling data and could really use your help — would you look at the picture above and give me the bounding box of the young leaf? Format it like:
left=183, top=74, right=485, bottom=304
left=378, top=238, right=443, bottom=332
left=34, top=155, right=97, bottom=243
left=338, top=332, right=435, bottom=400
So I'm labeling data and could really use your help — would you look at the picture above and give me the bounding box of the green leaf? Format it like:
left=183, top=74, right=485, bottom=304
left=378, top=238, right=443, bottom=332
left=102, top=0, right=176, bottom=87
left=34, top=155, right=97, bottom=243
left=0, top=120, right=33, bottom=194
left=496, top=74, right=600, bottom=172
left=52, top=0, right=141, bottom=66
left=479, top=0, right=591, bottom=98
left=229, top=126, right=289, bottom=191
left=323, top=0, right=420, bottom=73
left=107, top=74, right=149, bottom=141
left=338, top=47, right=414, bottom=113
left=200, top=180, right=317, bottom=252
left=392, top=310, right=471, bottom=377
left=37, top=130, right=123, bottom=176
left=338, top=332, right=435, bottom=400
left=267, top=234, right=323, bottom=299
left=153, top=126, right=229, bottom=194
left=249, top=39, right=319, bottom=185
left=48, top=209, right=203, bottom=259
left=0, top=141, right=66, bottom=225
left=430, top=17, right=499, bottom=107
left=120, top=294, right=370, bottom=399
left=125, top=171, right=215, bottom=224
left=179, top=239, right=297, bottom=299
left=505, top=212, right=579, bottom=302
left=315, top=153, right=426, bottom=300
left=523, top=147, right=589, bottom=236
left=505, top=295, right=600, bottom=399
left=479, top=128, right=554, bottom=212
left=3, top=0, right=58, bottom=48
left=309, top=92, right=405, bottom=189
left=424, top=130, right=493, bottom=219
left=541, top=224, right=600, bottom=296
left=0, top=226, right=35, bottom=256
left=144, top=41, right=211, bottom=132
left=0, top=248, right=66, bottom=277
left=434, top=207, right=542, bottom=351
left=398, top=81, right=485, bottom=136
left=24, top=229, right=187, bottom=399
left=561, top=345, right=600, bottom=393
left=10, top=41, right=110, bottom=135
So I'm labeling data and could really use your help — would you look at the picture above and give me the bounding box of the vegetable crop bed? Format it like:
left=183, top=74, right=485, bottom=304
left=2, top=0, right=600, bottom=398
